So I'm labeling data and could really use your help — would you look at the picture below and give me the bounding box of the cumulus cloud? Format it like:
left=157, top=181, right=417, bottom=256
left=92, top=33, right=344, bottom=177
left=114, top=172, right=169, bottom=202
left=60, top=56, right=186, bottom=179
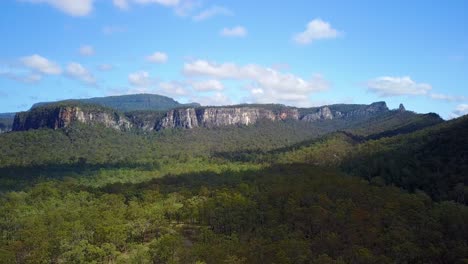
left=193, top=6, right=233, bottom=21
left=20, top=54, right=62, bottom=75
left=450, top=104, right=468, bottom=118
left=0, top=70, right=42, bottom=84
left=20, top=0, right=94, bottom=16
left=184, top=60, right=329, bottom=105
left=112, top=0, right=184, bottom=11
left=191, top=92, right=231, bottom=106
left=367, top=76, right=432, bottom=97
left=133, top=0, right=179, bottom=6
left=159, top=81, right=188, bottom=97
left=79, top=45, right=95, bottom=56
left=113, top=0, right=129, bottom=9
left=429, top=93, right=467, bottom=102
left=65, top=62, right=96, bottom=84
left=128, top=71, right=155, bottom=87
left=146, top=52, right=168, bottom=63
left=220, top=26, right=247, bottom=37
left=294, top=18, right=341, bottom=44
left=191, top=79, right=224, bottom=91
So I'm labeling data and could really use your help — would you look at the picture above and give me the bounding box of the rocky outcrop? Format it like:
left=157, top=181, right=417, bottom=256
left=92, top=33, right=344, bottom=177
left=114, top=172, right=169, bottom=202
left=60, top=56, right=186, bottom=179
left=13, top=106, right=132, bottom=131
left=0, top=127, right=11, bottom=133
left=155, top=103, right=391, bottom=130
left=398, top=103, right=406, bottom=112
left=156, top=107, right=300, bottom=130
left=157, top=108, right=199, bottom=130
left=336, top=102, right=389, bottom=118
left=302, top=107, right=337, bottom=121
left=11, top=101, right=392, bottom=132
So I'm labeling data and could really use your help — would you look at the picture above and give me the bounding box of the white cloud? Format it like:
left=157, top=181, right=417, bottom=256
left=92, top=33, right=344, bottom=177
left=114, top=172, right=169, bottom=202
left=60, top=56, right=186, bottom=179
left=133, top=0, right=179, bottom=6
left=146, top=52, right=168, bottom=63
left=114, top=0, right=179, bottom=9
left=191, top=92, right=231, bottom=106
left=65, top=62, right=96, bottom=84
left=98, top=64, right=113, bottom=71
left=0, top=70, right=42, bottom=84
left=184, top=60, right=329, bottom=105
left=294, top=18, right=341, bottom=45
left=20, top=54, right=62, bottom=75
left=367, top=76, right=432, bottom=97
left=79, top=45, right=95, bottom=56
left=20, top=0, right=94, bottom=16
left=220, top=26, right=247, bottom=37
left=191, top=79, right=224, bottom=91
left=429, top=93, right=467, bottom=102
left=450, top=104, right=468, bottom=118
left=159, top=81, right=188, bottom=96
left=193, top=6, right=233, bottom=21
left=128, top=71, right=154, bottom=87
left=113, top=0, right=129, bottom=9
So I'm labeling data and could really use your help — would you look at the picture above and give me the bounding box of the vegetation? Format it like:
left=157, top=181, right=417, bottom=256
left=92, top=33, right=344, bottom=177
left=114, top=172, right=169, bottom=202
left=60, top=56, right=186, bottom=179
left=0, top=102, right=467, bottom=263
left=1, top=165, right=467, bottom=263
left=30, top=94, right=199, bottom=112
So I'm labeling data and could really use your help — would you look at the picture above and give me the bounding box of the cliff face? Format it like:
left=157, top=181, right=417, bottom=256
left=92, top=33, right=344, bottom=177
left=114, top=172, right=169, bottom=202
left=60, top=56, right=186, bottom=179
left=156, top=107, right=300, bottom=130
left=13, top=106, right=132, bottom=131
left=12, top=102, right=391, bottom=132
left=302, top=107, right=337, bottom=121
left=156, top=102, right=390, bottom=130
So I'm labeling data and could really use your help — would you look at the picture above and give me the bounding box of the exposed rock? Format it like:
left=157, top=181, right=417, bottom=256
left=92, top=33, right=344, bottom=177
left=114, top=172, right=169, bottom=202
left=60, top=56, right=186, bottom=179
left=156, top=107, right=300, bottom=130
left=301, top=107, right=334, bottom=121
left=0, top=128, right=11, bottom=133
left=11, top=101, right=392, bottom=132
left=157, top=108, right=199, bottom=130
left=399, top=103, right=406, bottom=112
left=340, top=102, right=389, bottom=118
left=13, top=105, right=132, bottom=131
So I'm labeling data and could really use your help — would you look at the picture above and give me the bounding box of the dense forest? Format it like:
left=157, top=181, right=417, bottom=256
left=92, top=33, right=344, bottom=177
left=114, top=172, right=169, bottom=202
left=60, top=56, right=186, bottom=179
left=0, top=101, right=467, bottom=263
left=30, top=94, right=200, bottom=112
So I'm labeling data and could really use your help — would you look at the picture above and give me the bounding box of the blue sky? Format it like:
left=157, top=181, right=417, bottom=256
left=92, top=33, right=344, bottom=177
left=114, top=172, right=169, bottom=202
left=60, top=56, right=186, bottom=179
left=0, top=0, right=467, bottom=118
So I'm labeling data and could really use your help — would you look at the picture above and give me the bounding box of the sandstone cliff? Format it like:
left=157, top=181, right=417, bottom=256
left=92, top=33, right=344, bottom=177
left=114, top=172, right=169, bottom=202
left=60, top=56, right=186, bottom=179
left=13, top=105, right=132, bottom=131
left=155, top=107, right=300, bottom=130
left=155, top=102, right=389, bottom=130
left=13, top=101, right=391, bottom=132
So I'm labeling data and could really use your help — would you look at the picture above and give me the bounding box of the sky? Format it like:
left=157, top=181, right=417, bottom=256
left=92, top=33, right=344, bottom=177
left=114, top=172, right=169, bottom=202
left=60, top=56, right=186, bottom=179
left=0, top=0, right=467, bottom=119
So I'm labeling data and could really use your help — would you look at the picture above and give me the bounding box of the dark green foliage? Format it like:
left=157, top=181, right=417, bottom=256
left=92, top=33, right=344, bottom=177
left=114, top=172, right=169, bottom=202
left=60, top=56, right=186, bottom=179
left=0, top=100, right=467, bottom=263
left=348, top=111, right=443, bottom=138
left=31, top=93, right=198, bottom=112
left=343, top=114, right=468, bottom=203
left=0, top=165, right=467, bottom=263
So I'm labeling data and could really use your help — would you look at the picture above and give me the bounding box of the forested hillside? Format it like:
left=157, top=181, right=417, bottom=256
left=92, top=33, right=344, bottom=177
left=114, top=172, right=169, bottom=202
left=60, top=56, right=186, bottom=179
left=1, top=165, right=467, bottom=263
left=0, top=100, right=467, bottom=263
left=31, top=94, right=200, bottom=112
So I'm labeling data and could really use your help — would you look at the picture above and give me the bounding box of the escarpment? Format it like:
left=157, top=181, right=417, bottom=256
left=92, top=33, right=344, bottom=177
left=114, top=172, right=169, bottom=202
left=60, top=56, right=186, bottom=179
left=155, top=107, right=300, bottom=130
left=12, top=101, right=392, bottom=132
left=13, top=105, right=132, bottom=131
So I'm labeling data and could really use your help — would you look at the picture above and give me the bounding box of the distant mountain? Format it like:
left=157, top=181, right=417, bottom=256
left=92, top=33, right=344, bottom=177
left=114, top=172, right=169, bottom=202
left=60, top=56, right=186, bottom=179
left=0, top=112, right=15, bottom=133
left=13, top=101, right=396, bottom=132
left=31, top=93, right=200, bottom=112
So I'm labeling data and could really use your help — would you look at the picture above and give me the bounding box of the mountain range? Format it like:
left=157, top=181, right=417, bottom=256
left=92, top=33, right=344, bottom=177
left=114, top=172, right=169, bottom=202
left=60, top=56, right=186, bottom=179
left=0, top=93, right=466, bottom=263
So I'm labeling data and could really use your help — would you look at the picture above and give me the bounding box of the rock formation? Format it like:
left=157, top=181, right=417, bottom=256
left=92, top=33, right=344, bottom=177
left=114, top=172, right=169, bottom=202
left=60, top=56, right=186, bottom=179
left=12, top=101, right=391, bottom=132
left=13, top=105, right=132, bottom=131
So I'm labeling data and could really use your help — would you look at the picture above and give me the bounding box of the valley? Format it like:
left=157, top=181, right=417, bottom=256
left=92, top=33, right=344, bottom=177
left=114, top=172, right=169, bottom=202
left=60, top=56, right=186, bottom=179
left=0, top=94, right=466, bottom=263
